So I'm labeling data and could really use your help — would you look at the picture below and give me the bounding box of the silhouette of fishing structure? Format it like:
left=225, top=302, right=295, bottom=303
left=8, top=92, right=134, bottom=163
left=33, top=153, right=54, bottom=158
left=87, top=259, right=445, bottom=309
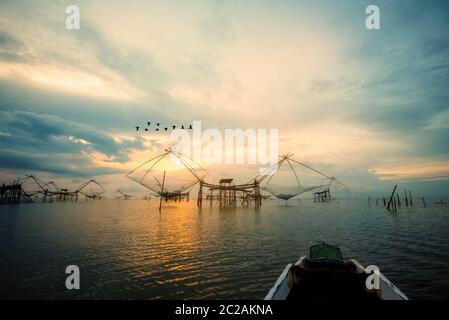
left=126, top=148, right=207, bottom=211
left=115, top=190, right=134, bottom=200
left=1, top=175, right=105, bottom=204
left=46, top=179, right=106, bottom=201
left=367, top=185, right=413, bottom=212
left=314, top=189, right=331, bottom=203
left=366, top=185, right=442, bottom=212
left=127, top=149, right=347, bottom=210
left=197, top=154, right=347, bottom=208
left=1, top=178, right=30, bottom=204
left=197, top=178, right=263, bottom=208
left=248, top=154, right=347, bottom=206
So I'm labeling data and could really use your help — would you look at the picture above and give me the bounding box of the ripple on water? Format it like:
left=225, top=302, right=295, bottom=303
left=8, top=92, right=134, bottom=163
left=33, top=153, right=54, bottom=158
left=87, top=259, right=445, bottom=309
left=1, top=199, right=449, bottom=299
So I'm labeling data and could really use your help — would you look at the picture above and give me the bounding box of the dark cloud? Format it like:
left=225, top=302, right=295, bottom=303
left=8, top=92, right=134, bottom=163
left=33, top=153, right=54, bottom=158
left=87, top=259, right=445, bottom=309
left=0, top=31, right=23, bottom=47
left=0, top=79, right=165, bottom=131
left=0, top=110, right=145, bottom=176
left=335, top=1, right=449, bottom=154
left=0, top=30, right=30, bottom=62
left=0, top=149, right=122, bottom=177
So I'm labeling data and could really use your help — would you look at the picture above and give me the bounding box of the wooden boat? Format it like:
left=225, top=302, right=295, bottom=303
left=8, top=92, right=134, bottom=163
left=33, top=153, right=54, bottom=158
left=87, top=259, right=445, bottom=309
left=265, top=243, right=408, bottom=300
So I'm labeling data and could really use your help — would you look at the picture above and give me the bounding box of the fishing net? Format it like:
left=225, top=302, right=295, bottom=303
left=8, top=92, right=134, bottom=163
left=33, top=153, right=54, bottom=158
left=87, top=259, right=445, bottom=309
left=255, top=154, right=342, bottom=201
left=45, top=181, right=61, bottom=193
left=76, top=180, right=105, bottom=198
left=263, top=184, right=324, bottom=201
left=127, top=148, right=207, bottom=196
left=18, top=175, right=47, bottom=201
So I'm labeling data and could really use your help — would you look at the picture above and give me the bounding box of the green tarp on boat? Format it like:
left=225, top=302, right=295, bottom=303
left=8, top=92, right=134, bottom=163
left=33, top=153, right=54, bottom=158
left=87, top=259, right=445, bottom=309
left=309, top=242, right=343, bottom=262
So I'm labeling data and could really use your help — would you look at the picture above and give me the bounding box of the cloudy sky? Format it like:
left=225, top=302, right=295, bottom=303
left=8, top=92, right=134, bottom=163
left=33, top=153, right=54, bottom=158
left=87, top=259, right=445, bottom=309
left=1, top=0, right=448, bottom=197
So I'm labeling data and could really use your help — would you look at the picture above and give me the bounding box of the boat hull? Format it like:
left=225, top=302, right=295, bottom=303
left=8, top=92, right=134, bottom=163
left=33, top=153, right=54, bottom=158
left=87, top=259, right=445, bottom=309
left=265, top=257, right=408, bottom=300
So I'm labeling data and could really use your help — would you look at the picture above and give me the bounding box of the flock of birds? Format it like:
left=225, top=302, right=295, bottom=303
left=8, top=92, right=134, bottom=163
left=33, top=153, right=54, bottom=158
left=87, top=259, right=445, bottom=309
left=135, top=122, right=193, bottom=132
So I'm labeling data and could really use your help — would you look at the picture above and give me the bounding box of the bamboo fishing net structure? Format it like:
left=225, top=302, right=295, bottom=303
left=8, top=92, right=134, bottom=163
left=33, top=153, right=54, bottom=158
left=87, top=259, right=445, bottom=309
left=250, top=154, right=347, bottom=203
left=197, top=178, right=263, bottom=208
left=76, top=179, right=106, bottom=200
left=114, top=190, right=134, bottom=200
left=126, top=148, right=207, bottom=210
left=1, top=175, right=105, bottom=203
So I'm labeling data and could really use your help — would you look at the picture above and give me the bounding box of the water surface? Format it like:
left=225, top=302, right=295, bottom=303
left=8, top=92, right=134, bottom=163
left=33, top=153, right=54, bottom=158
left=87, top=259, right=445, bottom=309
left=1, top=199, right=448, bottom=299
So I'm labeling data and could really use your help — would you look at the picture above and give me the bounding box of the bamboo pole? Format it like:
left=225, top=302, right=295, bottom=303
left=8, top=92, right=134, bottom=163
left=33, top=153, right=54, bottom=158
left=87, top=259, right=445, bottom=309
left=387, top=185, right=398, bottom=212
left=159, top=170, right=166, bottom=212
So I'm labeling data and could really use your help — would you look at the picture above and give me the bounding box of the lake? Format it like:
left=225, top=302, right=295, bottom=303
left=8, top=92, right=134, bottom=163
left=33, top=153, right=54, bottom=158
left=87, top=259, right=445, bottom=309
left=1, top=198, right=448, bottom=299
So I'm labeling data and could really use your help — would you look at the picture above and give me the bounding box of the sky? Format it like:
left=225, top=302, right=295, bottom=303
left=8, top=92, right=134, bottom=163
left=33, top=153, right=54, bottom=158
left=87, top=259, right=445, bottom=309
left=1, top=0, right=449, bottom=197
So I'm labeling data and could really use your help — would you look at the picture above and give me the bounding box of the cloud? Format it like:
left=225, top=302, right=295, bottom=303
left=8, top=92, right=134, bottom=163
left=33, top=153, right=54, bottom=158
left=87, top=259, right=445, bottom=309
left=72, top=22, right=166, bottom=98
left=371, top=160, right=449, bottom=182
left=422, top=38, right=449, bottom=58
left=0, top=110, right=145, bottom=176
left=0, top=31, right=29, bottom=62
left=0, top=149, right=121, bottom=177
left=0, top=0, right=449, bottom=194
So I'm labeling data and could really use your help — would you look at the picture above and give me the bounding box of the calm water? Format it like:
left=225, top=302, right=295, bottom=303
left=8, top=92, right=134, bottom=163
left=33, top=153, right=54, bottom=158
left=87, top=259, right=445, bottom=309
left=1, top=199, right=449, bottom=300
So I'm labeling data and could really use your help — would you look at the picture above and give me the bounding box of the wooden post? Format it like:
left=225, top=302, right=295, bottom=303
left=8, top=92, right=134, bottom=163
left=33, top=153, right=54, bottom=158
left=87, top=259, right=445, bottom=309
left=159, top=170, right=166, bottom=212
left=197, top=181, right=203, bottom=208
left=254, top=181, right=260, bottom=208
left=387, top=185, right=398, bottom=212
left=409, top=190, right=413, bottom=206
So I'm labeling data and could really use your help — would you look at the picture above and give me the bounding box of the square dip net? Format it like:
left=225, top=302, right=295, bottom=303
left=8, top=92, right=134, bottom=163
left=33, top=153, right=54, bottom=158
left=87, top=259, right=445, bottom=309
left=253, top=154, right=346, bottom=201
left=126, top=148, right=207, bottom=197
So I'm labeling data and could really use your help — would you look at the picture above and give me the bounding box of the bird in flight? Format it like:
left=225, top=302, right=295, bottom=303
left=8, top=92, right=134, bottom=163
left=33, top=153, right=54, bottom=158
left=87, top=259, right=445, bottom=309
left=136, top=122, right=194, bottom=132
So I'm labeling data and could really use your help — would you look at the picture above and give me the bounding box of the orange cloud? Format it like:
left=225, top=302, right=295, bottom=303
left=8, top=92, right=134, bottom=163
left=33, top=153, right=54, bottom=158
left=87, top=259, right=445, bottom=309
left=371, top=160, right=449, bottom=181
left=0, top=62, right=143, bottom=101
